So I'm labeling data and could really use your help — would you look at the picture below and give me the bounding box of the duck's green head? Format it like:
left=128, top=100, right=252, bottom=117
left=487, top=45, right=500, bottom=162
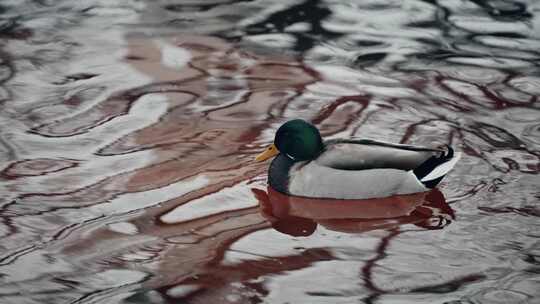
left=255, top=119, right=323, bottom=162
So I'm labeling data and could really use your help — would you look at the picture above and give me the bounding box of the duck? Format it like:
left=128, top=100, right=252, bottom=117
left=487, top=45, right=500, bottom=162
left=254, top=119, right=461, bottom=199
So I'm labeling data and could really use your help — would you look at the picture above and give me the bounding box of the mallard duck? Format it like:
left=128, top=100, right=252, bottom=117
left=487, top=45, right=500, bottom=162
left=255, top=119, right=461, bottom=199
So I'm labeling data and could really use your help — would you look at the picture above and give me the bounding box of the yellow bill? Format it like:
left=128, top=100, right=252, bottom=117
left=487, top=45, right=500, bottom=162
left=255, top=143, right=279, bottom=162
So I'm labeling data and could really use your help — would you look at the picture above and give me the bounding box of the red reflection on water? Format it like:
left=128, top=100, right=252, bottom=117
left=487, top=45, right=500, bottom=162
left=254, top=186, right=453, bottom=236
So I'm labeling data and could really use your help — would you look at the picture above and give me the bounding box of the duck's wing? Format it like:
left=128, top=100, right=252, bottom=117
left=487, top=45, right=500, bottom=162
left=316, top=139, right=443, bottom=171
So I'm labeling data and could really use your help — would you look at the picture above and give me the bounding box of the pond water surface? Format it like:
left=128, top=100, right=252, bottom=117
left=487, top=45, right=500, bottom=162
left=0, top=0, right=539, bottom=303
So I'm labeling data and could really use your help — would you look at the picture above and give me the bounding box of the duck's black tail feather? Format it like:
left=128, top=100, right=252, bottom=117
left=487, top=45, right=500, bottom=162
left=413, top=146, right=461, bottom=188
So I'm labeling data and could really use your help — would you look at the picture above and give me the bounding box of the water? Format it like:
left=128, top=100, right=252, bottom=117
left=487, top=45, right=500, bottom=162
left=0, top=0, right=539, bottom=303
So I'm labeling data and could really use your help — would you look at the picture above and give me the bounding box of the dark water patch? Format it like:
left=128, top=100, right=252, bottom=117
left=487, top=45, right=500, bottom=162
left=242, top=0, right=342, bottom=53
left=470, top=122, right=524, bottom=149
left=52, top=73, right=99, bottom=85
left=410, top=273, right=486, bottom=293
left=353, top=52, right=388, bottom=68
left=1, top=158, right=78, bottom=179
left=468, top=0, right=532, bottom=20
left=0, top=18, right=33, bottom=40
left=478, top=206, right=540, bottom=217
left=164, top=0, right=254, bottom=13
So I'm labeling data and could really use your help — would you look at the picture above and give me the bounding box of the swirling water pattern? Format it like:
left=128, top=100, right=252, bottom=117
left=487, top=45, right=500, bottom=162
left=0, top=0, right=539, bottom=303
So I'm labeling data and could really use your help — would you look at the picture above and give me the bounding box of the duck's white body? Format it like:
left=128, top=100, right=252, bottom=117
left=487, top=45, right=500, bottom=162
left=288, top=164, right=426, bottom=199
left=277, top=139, right=461, bottom=199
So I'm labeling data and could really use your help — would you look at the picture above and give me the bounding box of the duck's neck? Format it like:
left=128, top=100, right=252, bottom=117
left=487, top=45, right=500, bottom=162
left=268, top=154, right=296, bottom=194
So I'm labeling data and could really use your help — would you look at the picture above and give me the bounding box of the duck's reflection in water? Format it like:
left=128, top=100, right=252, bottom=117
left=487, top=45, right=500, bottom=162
left=253, top=187, right=454, bottom=236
